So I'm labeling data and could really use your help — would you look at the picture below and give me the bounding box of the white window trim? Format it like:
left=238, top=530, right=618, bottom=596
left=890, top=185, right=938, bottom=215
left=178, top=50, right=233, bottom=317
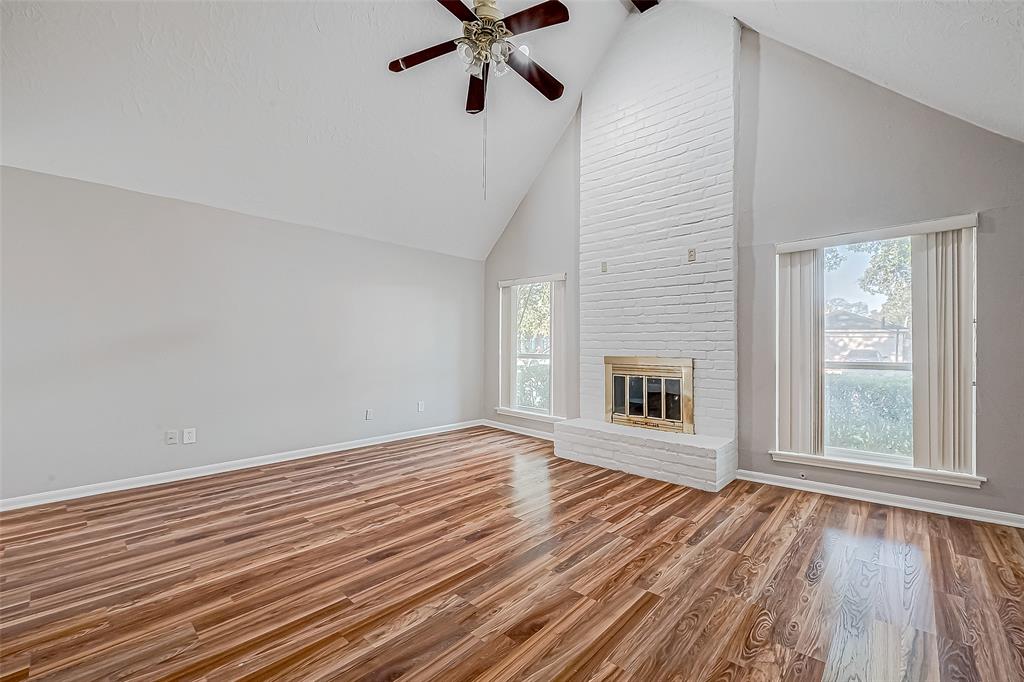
left=498, top=273, right=567, bottom=419
left=776, top=212, right=977, bottom=254
left=497, top=273, right=567, bottom=288
left=493, top=407, right=566, bottom=424
left=770, top=450, right=985, bottom=489
left=774, top=215, right=980, bottom=486
left=824, top=446, right=910, bottom=466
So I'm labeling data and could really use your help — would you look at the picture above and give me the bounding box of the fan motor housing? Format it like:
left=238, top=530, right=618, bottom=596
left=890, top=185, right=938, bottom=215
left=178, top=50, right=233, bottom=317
left=473, top=0, right=503, bottom=21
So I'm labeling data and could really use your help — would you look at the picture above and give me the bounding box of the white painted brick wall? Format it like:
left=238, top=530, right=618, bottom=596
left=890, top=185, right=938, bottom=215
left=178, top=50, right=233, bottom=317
left=579, top=3, right=738, bottom=439
left=554, top=419, right=736, bottom=492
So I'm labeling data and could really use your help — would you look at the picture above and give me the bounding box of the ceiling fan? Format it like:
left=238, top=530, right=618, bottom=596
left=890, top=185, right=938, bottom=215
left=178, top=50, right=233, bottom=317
left=630, top=0, right=659, bottom=11
left=388, top=0, right=569, bottom=114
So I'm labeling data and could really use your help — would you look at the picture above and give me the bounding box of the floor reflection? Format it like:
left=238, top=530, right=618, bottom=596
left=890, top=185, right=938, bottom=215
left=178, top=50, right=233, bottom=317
left=511, top=454, right=553, bottom=531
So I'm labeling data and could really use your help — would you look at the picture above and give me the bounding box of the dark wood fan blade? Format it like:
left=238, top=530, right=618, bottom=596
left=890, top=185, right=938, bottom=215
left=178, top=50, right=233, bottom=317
left=466, top=63, right=490, bottom=114
left=506, top=50, right=563, bottom=101
left=389, top=40, right=458, bottom=72
left=503, top=0, right=569, bottom=36
left=437, top=0, right=476, bottom=22
left=632, top=0, right=659, bottom=11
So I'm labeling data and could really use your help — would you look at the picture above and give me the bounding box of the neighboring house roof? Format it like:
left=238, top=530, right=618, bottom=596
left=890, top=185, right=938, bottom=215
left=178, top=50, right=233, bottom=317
left=825, top=310, right=906, bottom=331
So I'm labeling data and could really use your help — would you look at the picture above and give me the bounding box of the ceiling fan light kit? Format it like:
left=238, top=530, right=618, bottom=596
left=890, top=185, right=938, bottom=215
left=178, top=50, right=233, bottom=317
left=389, top=0, right=568, bottom=114
left=455, top=11, right=513, bottom=79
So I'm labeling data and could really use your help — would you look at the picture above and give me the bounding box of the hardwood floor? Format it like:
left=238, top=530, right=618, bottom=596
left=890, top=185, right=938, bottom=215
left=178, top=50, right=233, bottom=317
left=2, top=426, right=1022, bottom=681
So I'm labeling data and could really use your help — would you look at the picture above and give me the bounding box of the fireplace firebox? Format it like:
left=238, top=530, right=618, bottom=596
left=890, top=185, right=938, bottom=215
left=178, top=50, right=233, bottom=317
left=604, top=356, right=694, bottom=434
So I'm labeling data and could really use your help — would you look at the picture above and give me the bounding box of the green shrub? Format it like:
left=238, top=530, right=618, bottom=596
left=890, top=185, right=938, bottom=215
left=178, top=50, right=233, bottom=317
left=825, top=370, right=912, bottom=456
left=515, top=360, right=551, bottom=412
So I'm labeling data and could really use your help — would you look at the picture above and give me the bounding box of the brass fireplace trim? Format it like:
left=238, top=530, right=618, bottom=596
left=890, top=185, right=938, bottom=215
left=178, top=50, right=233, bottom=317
left=603, top=356, right=695, bottom=434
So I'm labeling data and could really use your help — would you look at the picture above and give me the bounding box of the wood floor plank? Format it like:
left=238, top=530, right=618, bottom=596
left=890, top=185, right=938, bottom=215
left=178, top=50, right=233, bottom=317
left=1, top=425, right=1021, bottom=680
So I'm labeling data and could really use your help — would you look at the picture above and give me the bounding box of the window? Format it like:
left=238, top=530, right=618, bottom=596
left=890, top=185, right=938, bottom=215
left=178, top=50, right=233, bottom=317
left=498, top=273, right=566, bottom=420
left=775, top=214, right=980, bottom=485
left=824, top=237, right=913, bottom=462
left=512, top=281, right=552, bottom=414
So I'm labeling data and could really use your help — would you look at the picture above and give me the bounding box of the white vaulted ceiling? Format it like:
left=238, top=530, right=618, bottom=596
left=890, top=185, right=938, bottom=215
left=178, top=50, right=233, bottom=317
left=1, top=0, right=627, bottom=259
left=701, top=0, right=1024, bottom=143
left=5, top=1, right=1021, bottom=262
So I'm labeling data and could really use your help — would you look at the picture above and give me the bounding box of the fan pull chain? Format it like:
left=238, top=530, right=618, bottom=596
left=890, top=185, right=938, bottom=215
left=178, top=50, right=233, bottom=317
left=482, top=106, right=488, bottom=200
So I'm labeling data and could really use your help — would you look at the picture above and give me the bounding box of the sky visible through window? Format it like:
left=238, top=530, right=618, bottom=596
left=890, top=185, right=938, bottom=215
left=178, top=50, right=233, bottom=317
left=826, top=247, right=886, bottom=311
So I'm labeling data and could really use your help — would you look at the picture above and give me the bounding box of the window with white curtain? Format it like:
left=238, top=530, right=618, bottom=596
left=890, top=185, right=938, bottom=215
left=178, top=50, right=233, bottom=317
left=498, top=273, right=566, bottom=420
left=774, top=214, right=980, bottom=485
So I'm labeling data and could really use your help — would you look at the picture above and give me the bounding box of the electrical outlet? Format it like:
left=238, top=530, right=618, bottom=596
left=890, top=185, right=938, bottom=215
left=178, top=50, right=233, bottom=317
left=687, top=248, right=697, bottom=263
left=601, top=261, right=608, bottom=273
left=165, top=430, right=179, bottom=445
left=183, top=427, right=197, bottom=444
left=417, top=400, right=425, bottom=413
left=365, top=409, right=374, bottom=421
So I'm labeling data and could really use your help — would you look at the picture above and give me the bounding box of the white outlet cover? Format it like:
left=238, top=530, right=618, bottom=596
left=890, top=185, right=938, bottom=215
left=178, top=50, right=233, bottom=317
left=365, top=409, right=374, bottom=420
left=183, top=428, right=197, bottom=444
left=417, top=401, right=425, bottom=413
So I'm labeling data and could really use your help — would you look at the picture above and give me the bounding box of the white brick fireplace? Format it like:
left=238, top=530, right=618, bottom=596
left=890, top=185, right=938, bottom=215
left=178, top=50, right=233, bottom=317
left=554, top=3, right=738, bottom=492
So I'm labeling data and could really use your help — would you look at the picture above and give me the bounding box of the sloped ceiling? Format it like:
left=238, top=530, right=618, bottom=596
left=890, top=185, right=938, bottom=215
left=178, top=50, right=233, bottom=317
left=701, top=0, right=1024, bottom=143
left=5, top=1, right=1020, bottom=262
left=1, top=0, right=627, bottom=260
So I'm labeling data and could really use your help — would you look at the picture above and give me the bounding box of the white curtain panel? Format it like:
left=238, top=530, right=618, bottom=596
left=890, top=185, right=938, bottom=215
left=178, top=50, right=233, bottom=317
left=777, top=249, right=823, bottom=454
left=911, top=228, right=976, bottom=473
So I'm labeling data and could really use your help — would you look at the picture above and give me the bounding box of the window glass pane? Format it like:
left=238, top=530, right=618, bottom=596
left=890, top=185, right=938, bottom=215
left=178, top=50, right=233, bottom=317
left=665, top=379, right=681, bottom=421
left=515, top=358, right=550, bottom=413
left=824, top=236, right=912, bottom=458
left=824, top=237, right=912, bottom=364
left=515, top=282, right=551, bottom=355
left=646, top=378, right=662, bottom=419
left=824, top=368, right=912, bottom=457
left=628, top=376, right=644, bottom=416
left=613, top=375, right=625, bottom=414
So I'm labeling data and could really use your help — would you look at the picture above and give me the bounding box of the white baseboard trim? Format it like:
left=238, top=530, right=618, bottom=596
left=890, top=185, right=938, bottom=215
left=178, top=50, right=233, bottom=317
left=736, top=469, right=1024, bottom=528
left=10, top=423, right=1012, bottom=529
left=0, top=420, right=488, bottom=512
left=479, top=419, right=555, bottom=442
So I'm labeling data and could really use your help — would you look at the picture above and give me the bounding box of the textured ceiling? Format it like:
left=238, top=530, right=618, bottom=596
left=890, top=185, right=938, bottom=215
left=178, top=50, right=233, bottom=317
left=1, top=0, right=627, bottom=259
left=700, top=0, right=1024, bottom=143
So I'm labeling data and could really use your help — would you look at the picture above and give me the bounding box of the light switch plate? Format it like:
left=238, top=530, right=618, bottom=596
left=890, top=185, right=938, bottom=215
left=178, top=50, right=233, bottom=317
left=183, top=428, right=196, bottom=444
left=417, top=401, right=425, bottom=413
left=365, top=409, right=374, bottom=420
left=165, top=430, right=179, bottom=445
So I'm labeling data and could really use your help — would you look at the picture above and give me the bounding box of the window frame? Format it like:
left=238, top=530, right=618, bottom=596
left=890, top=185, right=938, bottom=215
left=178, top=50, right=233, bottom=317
left=497, top=273, right=567, bottom=422
left=509, top=280, right=554, bottom=416
left=772, top=214, right=985, bottom=488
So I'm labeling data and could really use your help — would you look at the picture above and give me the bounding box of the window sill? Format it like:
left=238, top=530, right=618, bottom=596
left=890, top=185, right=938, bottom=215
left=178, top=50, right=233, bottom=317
left=769, top=450, right=985, bottom=489
left=494, top=407, right=565, bottom=424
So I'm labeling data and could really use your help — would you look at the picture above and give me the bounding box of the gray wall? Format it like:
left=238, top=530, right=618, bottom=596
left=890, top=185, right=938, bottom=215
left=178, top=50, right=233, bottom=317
left=1, top=167, right=484, bottom=499
left=736, top=31, right=1024, bottom=514
left=483, top=111, right=581, bottom=435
